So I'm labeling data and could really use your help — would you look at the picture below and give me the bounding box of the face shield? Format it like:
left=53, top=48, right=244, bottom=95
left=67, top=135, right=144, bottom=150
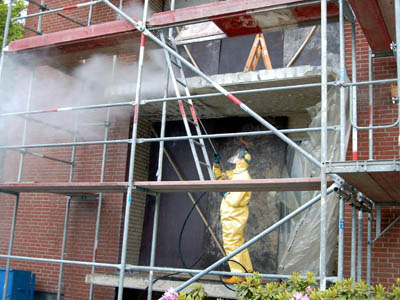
left=227, top=147, right=247, bottom=164
left=227, top=154, right=240, bottom=164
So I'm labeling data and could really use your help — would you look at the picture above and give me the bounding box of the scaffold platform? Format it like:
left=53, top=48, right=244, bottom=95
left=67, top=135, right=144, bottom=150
left=5, top=20, right=153, bottom=69
left=85, top=273, right=237, bottom=299
left=0, top=177, right=332, bottom=196
left=326, top=160, right=400, bottom=203
left=0, top=182, right=128, bottom=196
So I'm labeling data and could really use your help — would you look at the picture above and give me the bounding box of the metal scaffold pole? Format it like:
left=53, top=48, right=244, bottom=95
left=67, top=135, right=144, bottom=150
left=117, top=1, right=149, bottom=299
left=357, top=204, right=363, bottom=282
left=1, top=194, right=19, bottom=300
left=147, top=64, right=169, bottom=300
left=338, top=0, right=346, bottom=280
left=351, top=21, right=358, bottom=160
left=0, top=0, right=13, bottom=81
left=319, top=0, right=328, bottom=290
left=57, top=88, right=81, bottom=300
left=89, top=55, right=116, bottom=300
left=368, top=47, right=374, bottom=159
left=57, top=198, right=71, bottom=300
left=351, top=198, right=357, bottom=279
left=396, top=0, right=400, bottom=116
left=367, top=212, right=372, bottom=284
left=2, top=67, right=34, bottom=300
left=349, top=18, right=359, bottom=280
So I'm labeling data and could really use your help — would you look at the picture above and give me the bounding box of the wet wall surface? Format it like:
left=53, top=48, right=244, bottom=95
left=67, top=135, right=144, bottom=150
left=139, top=116, right=288, bottom=274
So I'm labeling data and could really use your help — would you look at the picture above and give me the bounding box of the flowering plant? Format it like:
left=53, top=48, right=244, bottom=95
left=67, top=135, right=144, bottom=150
left=163, top=288, right=179, bottom=300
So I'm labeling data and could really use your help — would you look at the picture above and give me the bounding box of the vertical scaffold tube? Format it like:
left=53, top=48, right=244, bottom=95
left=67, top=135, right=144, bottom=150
left=117, top=26, right=148, bottom=300
left=357, top=205, right=363, bottom=282
left=351, top=202, right=357, bottom=279
left=368, top=48, right=374, bottom=160
left=396, top=0, right=400, bottom=130
left=376, top=204, right=381, bottom=238
left=0, top=0, right=13, bottom=81
left=338, top=0, right=346, bottom=280
left=17, top=69, right=35, bottom=182
left=57, top=198, right=71, bottom=300
left=319, top=0, right=328, bottom=291
left=88, top=109, right=110, bottom=300
left=57, top=101, right=80, bottom=300
left=89, top=54, right=114, bottom=299
left=2, top=193, right=19, bottom=300
left=367, top=212, right=372, bottom=284
left=37, top=0, right=44, bottom=32
left=2, top=68, right=34, bottom=300
left=147, top=67, right=169, bottom=300
left=351, top=23, right=358, bottom=160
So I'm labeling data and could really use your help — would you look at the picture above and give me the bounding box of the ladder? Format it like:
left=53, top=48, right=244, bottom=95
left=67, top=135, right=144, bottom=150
left=160, top=32, right=213, bottom=181
left=243, top=33, right=272, bottom=72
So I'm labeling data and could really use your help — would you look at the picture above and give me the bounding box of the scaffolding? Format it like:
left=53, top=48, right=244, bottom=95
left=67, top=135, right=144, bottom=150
left=0, top=0, right=399, bottom=299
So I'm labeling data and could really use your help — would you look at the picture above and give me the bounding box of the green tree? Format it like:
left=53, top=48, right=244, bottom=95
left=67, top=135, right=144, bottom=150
left=0, top=0, right=26, bottom=48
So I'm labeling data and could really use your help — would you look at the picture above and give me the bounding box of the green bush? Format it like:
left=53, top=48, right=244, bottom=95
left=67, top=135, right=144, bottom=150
left=179, top=274, right=400, bottom=300
left=178, top=284, right=208, bottom=300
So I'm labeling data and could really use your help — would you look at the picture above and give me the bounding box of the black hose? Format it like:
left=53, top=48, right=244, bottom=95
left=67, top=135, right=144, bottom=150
left=139, top=192, right=208, bottom=299
left=139, top=191, right=250, bottom=298
left=178, top=192, right=207, bottom=270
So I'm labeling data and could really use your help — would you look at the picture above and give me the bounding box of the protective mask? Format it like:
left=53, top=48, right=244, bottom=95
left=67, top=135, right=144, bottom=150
left=227, top=154, right=240, bottom=164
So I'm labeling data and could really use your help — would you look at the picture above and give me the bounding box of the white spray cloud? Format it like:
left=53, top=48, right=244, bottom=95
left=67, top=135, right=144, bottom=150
left=0, top=48, right=168, bottom=146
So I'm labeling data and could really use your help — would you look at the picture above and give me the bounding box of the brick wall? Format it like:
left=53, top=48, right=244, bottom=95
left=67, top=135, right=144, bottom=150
left=1, top=21, right=152, bottom=299
left=343, top=22, right=399, bottom=286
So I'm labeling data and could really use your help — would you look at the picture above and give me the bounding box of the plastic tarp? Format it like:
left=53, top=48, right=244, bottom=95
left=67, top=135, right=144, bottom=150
left=278, top=75, right=349, bottom=276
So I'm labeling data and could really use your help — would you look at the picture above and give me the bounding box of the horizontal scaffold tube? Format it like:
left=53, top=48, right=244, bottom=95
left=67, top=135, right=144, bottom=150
left=142, top=82, right=333, bottom=105
left=2, top=77, right=395, bottom=118
left=0, top=101, right=132, bottom=118
left=0, top=139, right=131, bottom=150
left=0, top=254, right=338, bottom=281
left=137, top=126, right=340, bottom=143
left=0, top=254, right=118, bottom=268
left=11, top=0, right=103, bottom=21
left=141, top=78, right=395, bottom=106
left=343, top=78, right=397, bottom=87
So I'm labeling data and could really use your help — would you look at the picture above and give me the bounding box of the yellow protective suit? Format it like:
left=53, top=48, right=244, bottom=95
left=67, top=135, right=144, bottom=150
left=213, top=157, right=253, bottom=273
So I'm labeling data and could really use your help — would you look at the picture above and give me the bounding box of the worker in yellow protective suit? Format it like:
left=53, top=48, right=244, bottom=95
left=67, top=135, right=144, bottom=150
left=213, top=148, right=253, bottom=284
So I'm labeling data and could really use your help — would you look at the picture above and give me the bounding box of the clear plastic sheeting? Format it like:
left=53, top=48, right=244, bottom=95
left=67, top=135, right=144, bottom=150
left=278, top=81, right=348, bottom=276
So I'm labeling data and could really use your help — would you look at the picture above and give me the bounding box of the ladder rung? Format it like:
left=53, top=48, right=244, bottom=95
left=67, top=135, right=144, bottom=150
left=199, top=161, right=210, bottom=167
left=187, top=119, right=196, bottom=125
left=171, top=59, right=182, bottom=69
left=176, top=78, right=187, bottom=87
left=193, top=140, right=203, bottom=147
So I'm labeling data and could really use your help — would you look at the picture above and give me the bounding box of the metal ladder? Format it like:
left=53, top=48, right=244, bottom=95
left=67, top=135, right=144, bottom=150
left=160, top=32, right=213, bottom=181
